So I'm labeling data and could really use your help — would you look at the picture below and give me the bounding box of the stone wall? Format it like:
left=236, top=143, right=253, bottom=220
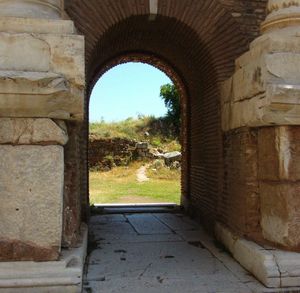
left=89, top=137, right=167, bottom=169
left=0, top=7, right=85, bottom=261
left=89, top=137, right=137, bottom=169
left=221, top=128, right=262, bottom=241
left=220, top=0, right=300, bottom=251
left=258, top=126, right=300, bottom=250
left=222, top=126, right=300, bottom=250
left=0, top=119, right=67, bottom=261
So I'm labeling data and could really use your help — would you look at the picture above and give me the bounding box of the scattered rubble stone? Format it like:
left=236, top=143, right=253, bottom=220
left=89, top=137, right=181, bottom=170
left=163, top=151, right=182, bottom=166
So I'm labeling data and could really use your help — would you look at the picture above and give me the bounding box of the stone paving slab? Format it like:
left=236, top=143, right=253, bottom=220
left=93, top=232, right=183, bottom=244
left=126, top=214, right=172, bottom=235
left=86, top=242, right=216, bottom=281
left=153, top=213, right=198, bottom=231
left=84, top=211, right=299, bottom=293
left=91, top=222, right=136, bottom=234
left=89, top=214, right=127, bottom=225
left=176, top=229, right=206, bottom=242
left=84, top=276, right=253, bottom=293
left=97, top=206, right=179, bottom=214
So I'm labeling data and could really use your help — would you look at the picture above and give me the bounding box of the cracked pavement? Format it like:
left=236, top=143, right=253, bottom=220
left=83, top=209, right=286, bottom=293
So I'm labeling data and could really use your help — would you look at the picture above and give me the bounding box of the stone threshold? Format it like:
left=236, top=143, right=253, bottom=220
left=215, top=222, right=300, bottom=290
left=92, top=203, right=181, bottom=214
left=0, top=223, right=87, bottom=293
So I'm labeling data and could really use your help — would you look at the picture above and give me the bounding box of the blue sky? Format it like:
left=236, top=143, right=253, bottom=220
left=89, top=63, right=172, bottom=122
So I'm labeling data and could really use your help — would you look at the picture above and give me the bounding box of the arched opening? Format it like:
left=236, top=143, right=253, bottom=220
left=88, top=60, right=187, bottom=206
left=83, top=14, right=224, bottom=229
left=4, top=0, right=295, bottom=291
left=64, top=0, right=267, bottom=248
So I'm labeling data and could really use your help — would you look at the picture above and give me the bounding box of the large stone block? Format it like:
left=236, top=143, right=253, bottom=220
left=0, top=17, right=75, bottom=34
left=0, top=32, right=85, bottom=86
left=0, top=33, right=50, bottom=72
left=215, top=223, right=281, bottom=288
left=0, top=224, right=87, bottom=293
left=222, top=33, right=300, bottom=131
left=0, top=29, right=84, bottom=120
left=260, top=182, right=300, bottom=249
left=258, top=126, right=300, bottom=181
left=0, top=118, right=68, bottom=145
left=0, top=71, right=83, bottom=120
left=215, top=222, right=300, bottom=288
left=0, top=145, right=64, bottom=261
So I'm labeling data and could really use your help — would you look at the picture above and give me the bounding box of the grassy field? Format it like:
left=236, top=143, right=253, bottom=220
left=90, top=116, right=181, bottom=152
left=89, top=162, right=181, bottom=204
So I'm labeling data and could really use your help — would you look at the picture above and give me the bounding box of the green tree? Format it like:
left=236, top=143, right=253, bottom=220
left=160, top=83, right=180, bottom=134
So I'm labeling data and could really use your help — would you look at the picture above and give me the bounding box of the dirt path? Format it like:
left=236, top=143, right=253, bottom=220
left=136, top=165, right=150, bottom=182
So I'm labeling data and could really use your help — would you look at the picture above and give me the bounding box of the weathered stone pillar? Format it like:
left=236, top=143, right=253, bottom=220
left=262, top=0, right=300, bottom=32
left=0, top=119, right=67, bottom=261
left=0, top=0, right=84, bottom=263
left=0, top=0, right=63, bottom=19
left=218, top=0, right=300, bottom=288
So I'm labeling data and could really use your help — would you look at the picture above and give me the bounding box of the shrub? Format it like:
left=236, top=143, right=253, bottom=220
left=103, top=155, right=115, bottom=169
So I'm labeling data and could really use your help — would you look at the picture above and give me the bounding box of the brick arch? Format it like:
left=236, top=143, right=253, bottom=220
left=84, top=14, right=224, bottom=229
left=65, top=0, right=269, bottom=231
left=88, top=52, right=187, bottom=101
left=66, top=0, right=268, bottom=70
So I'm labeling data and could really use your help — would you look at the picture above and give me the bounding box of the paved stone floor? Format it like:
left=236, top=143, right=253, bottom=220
left=83, top=209, right=299, bottom=293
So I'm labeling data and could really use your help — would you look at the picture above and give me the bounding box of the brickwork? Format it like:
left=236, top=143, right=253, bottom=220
left=64, top=0, right=270, bottom=237
left=221, top=128, right=262, bottom=241
left=221, top=126, right=300, bottom=251
left=63, top=122, right=82, bottom=247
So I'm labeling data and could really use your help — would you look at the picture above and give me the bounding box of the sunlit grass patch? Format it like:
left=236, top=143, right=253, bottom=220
left=89, top=162, right=180, bottom=205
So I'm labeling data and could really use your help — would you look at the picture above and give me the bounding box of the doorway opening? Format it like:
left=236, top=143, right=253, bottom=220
left=88, top=61, right=187, bottom=207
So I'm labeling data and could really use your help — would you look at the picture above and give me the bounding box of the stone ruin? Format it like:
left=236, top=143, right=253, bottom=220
left=89, top=137, right=181, bottom=171
left=1, top=0, right=300, bottom=291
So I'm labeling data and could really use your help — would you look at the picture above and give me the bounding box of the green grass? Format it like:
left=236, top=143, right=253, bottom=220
left=89, top=116, right=181, bottom=204
left=90, top=117, right=147, bottom=140
left=89, top=162, right=181, bottom=204
left=147, top=164, right=181, bottom=180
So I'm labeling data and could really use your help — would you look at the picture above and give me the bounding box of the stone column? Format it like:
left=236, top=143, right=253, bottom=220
left=219, top=0, right=300, bottom=287
left=262, top=0, right=300, bottom=32
left=222, top=0, right=300, bottom=250
left=0, top=0, right=85, bottom=261
left=0, top=0, right=63, bottom=19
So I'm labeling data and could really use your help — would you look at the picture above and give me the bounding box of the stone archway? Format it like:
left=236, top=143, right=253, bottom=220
left=66, top=0, right=268, bottom=235
left=2, top=0, right=300, bottom=291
